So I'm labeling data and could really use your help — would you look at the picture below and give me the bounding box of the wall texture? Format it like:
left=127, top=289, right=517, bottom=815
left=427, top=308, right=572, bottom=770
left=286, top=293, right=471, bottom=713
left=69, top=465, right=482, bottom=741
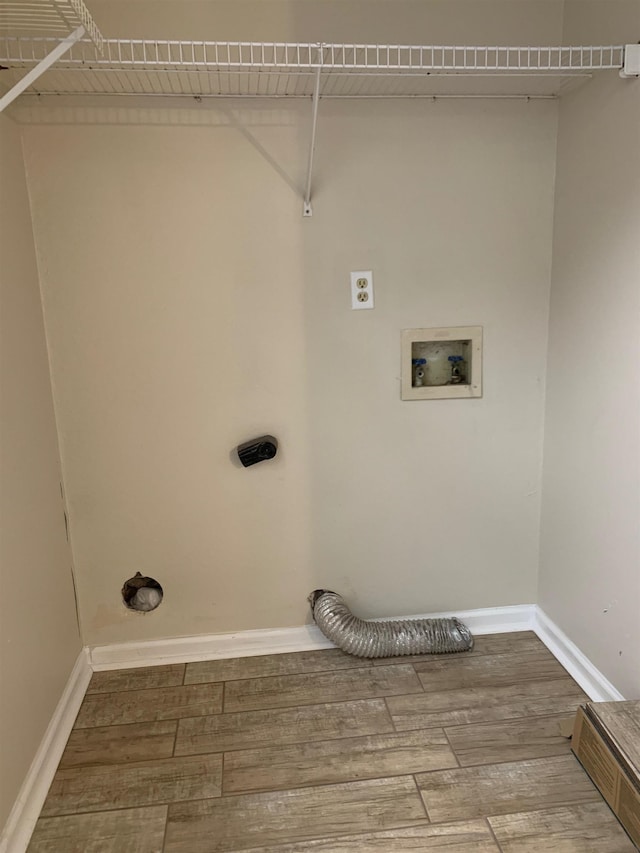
left=22, top=76, right=558, bottom=645
left=539, top=0, right=640, bottom=699
left=0, top=115, right=81, bottom=831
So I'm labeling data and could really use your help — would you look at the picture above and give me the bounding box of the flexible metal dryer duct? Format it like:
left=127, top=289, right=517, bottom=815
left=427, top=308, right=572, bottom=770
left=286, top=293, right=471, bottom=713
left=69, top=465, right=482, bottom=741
left=309, top=589, right=474, bottom=658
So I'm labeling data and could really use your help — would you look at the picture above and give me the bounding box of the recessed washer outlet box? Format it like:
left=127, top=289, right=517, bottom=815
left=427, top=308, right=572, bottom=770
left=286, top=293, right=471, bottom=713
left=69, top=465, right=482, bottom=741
left=401, top=326, right=483, bottom=400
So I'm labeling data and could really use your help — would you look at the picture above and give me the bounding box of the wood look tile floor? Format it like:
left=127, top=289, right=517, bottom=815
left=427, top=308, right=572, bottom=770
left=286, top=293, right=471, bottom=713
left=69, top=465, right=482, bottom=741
left=28, top=633, right=637, bottom=852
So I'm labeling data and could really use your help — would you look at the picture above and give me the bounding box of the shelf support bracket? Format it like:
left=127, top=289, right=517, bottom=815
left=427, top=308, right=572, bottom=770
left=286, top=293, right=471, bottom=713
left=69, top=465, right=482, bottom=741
left=0, top=25, right=86, bottom=113
left=303, top=57, right=322, bottom=217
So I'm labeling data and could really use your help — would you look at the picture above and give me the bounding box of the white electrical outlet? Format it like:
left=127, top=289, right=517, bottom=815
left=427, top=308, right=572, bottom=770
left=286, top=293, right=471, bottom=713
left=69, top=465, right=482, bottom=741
left=350, top=270, right=374, bottom=310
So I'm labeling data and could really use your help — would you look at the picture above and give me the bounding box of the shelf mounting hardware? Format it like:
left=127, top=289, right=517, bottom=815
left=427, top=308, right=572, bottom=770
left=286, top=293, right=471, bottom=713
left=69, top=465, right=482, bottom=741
left=620, top=43, right=640, bottom=77
left=0, top=25, right=86, bottom=113
left=303, top=47, right=323, bottom=217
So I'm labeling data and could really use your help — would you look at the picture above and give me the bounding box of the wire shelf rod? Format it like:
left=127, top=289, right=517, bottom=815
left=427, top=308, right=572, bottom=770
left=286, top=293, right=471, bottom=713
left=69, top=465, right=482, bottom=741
left=14, top=66, right=593, bottom=79
left=14, top=91, right=560, bottom=101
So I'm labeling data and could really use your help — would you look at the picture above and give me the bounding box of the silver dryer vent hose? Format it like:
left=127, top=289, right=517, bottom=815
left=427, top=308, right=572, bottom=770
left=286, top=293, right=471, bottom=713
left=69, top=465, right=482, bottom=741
left=308, top=589, right=474, bottom=658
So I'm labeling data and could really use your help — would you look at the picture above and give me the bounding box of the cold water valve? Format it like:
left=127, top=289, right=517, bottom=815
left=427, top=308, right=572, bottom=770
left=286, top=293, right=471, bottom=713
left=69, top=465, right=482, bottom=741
left=448, top=355, right=466, bottom=384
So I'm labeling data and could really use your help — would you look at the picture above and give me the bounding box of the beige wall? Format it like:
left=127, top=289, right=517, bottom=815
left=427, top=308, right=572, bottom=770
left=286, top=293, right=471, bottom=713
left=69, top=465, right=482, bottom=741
left=21, top=1, right=561, bottom=647
left=0, top=115, right=81, bottom=831
left=88, top=0, right=564, bottom=43
left=539, top=0, right=640, bottom=698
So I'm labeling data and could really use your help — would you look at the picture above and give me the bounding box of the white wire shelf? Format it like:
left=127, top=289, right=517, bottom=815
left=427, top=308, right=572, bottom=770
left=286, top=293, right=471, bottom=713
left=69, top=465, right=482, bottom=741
left=0, top=1, right=103, bottom=49
left=1, top=35, right=632, bottom=215
left=0, top=39, right=627, bottom=100
left=0, top=0, right=102, bottom=111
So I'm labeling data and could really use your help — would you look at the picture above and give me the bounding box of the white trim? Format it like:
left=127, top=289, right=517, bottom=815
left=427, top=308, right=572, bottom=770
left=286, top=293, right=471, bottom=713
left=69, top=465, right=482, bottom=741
left=89, top=604, right=536, bottom=670
left=0, top=648, right=92, bottom=853
left=89, top=605, right=624, bottom=700
left=533, top=607, right=624, bottom=702
left=90, top=624, right=335, bottom=670
left=434, top=604, right=535, bottom=636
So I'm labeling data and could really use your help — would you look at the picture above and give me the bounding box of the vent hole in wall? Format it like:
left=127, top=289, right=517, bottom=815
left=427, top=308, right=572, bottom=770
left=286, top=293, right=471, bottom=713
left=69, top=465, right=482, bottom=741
left=122, top=572, right=163, bottom=613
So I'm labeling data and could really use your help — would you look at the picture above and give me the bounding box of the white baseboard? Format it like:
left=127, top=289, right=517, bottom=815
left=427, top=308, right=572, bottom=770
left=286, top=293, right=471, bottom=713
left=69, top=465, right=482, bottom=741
left=89, top=604, right=536, bottom=670
left=89, top=606, right=623, bottom=701
left=435, top=604, right=535, bottom=636
left=90, top=623, right=335, bottom=670
left=0, top=648, right=92, bottom=853
left=533, top=607, right=624, bottom=702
